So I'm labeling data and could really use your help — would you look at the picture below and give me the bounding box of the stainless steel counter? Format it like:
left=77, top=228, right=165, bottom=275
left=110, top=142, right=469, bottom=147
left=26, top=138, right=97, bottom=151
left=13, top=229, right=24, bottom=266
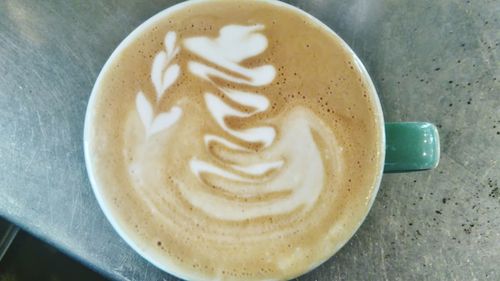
left=0, top=0, right=498, bottom=280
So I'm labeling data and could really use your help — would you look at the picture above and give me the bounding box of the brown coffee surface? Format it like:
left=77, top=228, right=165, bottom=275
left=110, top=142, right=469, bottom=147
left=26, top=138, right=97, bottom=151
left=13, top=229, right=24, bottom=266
left=85, top=1, right=383, bottom=280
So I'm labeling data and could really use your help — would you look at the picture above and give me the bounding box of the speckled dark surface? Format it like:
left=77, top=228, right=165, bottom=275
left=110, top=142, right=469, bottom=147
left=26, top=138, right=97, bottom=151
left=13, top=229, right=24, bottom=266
left=0, top=0, right=498, bottom=280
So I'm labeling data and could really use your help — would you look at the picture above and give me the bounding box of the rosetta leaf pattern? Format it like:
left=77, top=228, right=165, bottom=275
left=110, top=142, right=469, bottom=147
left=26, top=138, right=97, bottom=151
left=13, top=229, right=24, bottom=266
left=161, top=64, right=180, bottom=96
left=136, top=91, right=153, bottom=132
left=149, top=106, right=182, bottom=136
left=152, top=52, right=167, bottom=98
left=136, top=31, right=182, bottom=137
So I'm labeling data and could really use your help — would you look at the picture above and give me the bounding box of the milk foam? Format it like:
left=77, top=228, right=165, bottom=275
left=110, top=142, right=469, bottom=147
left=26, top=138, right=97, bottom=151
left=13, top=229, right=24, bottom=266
left=184, top=25, right=276, bottom=86
left=179, top=107, right=341, bottom=220
left=138, top=24, right=339, bottom=220
left=135, top=31, right=183, bottom=137
left=87, top=2, right=383, bottom=279
left=203, top=92, right=276, bottom=147
left=129, top=25, right=344, bottom=220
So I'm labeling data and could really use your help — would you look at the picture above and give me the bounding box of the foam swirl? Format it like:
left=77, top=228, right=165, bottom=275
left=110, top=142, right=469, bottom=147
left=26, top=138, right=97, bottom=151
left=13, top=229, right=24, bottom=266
left=90, top=3, right=383, bottom=279
left=185, top=24, right=276, bottom=86
left=177, top=24, right=343, bottom=220
left=178, top=107, right=341, bottom=220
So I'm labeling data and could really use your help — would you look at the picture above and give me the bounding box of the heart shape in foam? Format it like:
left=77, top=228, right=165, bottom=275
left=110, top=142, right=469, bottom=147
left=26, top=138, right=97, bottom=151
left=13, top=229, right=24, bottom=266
left=136, top=91, right=182, bottom=137
left=149, top=106, right=182, bottom=136
left=185, top=24, right=267, bottom=64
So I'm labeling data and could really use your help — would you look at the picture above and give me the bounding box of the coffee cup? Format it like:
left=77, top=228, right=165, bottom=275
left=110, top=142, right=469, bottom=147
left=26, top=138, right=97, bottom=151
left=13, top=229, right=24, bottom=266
left=84, top=1, right=439, bottom=280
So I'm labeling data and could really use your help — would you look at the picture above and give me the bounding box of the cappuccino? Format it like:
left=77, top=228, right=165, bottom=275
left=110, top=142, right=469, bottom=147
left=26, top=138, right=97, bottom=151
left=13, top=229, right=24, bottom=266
left=85, top=1, right=383, bottom=280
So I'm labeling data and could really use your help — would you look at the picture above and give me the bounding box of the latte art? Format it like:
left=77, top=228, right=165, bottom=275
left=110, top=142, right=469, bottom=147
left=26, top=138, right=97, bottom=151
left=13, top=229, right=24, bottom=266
left=135, top=31, right=182, bottom=137
left=182, top=25, right=341, bottom=220
left=86, top=1, right=383, bottom=280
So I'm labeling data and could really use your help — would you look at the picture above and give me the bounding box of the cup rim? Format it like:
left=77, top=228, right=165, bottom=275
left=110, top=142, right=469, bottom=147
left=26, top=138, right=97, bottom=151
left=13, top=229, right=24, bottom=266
left=83, top=0, right=386, bottom=280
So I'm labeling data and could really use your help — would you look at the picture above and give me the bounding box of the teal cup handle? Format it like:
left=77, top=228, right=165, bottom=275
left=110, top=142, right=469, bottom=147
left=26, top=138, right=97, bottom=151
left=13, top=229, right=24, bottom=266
left=384, top=122, right=440, bottom=173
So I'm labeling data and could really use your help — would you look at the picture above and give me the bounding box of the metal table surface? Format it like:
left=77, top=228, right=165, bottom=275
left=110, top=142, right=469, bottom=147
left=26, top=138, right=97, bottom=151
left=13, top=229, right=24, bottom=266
left=1, top=0, right=498, bottom=280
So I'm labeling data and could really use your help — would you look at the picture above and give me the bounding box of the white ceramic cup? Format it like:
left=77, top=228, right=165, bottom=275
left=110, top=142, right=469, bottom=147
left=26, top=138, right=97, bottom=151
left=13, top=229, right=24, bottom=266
left=84, top=1, right=439, bottom=280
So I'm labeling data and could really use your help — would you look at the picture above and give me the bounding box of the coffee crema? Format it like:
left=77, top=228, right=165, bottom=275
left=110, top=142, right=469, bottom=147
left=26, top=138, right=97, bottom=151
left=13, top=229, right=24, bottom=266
left=85, top=1, right=383, bottom=280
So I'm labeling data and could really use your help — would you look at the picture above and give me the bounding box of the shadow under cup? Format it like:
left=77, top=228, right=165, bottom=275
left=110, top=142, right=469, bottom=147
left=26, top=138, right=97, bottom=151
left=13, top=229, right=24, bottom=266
left=84, top=1, right=440, bottom=280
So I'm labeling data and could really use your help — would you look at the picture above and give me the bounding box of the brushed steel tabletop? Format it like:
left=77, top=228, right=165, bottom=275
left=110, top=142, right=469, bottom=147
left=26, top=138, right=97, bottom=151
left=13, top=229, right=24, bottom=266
left=0, top=0, right=498, bottom=280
